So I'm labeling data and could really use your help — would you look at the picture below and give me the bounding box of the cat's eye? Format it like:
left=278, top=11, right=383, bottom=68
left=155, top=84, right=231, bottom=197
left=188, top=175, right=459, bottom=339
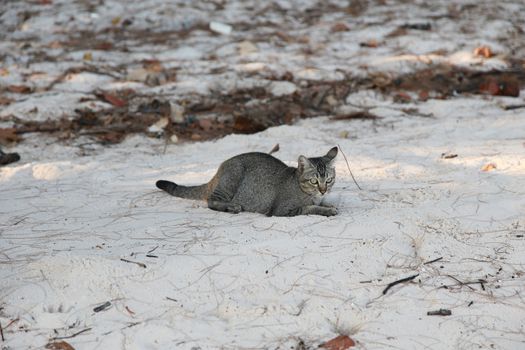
left=326, top=177, right=333, bottom=183
left=309, top=178, right=318, bottom=184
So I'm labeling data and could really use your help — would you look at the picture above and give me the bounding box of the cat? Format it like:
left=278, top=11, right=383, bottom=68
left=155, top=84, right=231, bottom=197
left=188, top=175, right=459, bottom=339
left=156, top=147, right=338, bottom=217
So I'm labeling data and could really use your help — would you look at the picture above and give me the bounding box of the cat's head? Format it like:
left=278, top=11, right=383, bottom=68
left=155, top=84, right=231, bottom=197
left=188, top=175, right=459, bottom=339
left=297, top=147, right=337, bottom=196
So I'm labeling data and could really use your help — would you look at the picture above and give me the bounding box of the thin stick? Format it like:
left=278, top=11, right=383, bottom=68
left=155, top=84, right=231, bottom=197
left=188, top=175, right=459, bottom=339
left=423, top=257, right=443, bottom=265
left=93, top=301, right=111, bottom=313
left=52, top=327, right=92, bottom=340
left=120, top=258, right=146, bottom=268
left=503, top=104, right=525, bottom=110
left=382, top=273, right=419, bottom=295
left=427, top=309, right=451, bottom=316
left=5, top=319, right=19, bottom=329
left=268, top=143, right=280, bottom=155
left=337, top=144, right=362, bottom=190
left=0, top=321, right=4, bottom=342
left=444, top=275, right=475, bottom=291
left=147, top=246, right=159, bottom=254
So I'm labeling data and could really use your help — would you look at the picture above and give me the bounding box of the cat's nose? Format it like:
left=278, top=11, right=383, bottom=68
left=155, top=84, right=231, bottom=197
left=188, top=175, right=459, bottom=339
left=319, top=187, right=326, bottom=194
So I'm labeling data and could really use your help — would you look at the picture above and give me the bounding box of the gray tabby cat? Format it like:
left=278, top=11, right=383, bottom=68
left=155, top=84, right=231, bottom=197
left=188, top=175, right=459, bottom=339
left=156, top=147, right=338, bottom=217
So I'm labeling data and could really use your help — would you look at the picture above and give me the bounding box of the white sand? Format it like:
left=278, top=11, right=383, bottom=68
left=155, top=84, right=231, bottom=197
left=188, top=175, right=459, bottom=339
left=1, top=1, right=524, bottom=349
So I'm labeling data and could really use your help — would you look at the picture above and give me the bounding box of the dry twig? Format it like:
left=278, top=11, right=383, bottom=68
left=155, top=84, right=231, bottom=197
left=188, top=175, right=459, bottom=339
left=52, top=328, right=92, bottom=340
left=120, top=258, right=146, bottom=268
left=337, top=144, right=362, bottom=190
left=383, top=273, right=419, bottom=295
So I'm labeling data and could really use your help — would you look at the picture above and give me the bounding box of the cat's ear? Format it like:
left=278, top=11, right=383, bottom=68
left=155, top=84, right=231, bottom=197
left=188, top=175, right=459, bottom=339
left=298, top=155, right=311, bottom=173
left=325, top=147, right=338, bottom=160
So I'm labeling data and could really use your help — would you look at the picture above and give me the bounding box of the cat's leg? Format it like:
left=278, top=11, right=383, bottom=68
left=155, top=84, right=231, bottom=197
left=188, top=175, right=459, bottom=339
left=207, top=162, right=244, bottom=214
left=208, top=186, right=242, bottom=213
left=299, top=205, right=337, bottom=216
left=319, top=201, right=336, bottom=208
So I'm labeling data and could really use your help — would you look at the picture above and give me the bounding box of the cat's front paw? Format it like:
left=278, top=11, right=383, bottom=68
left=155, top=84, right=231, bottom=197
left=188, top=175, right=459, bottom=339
left=227, top=204, right=242, bottom=214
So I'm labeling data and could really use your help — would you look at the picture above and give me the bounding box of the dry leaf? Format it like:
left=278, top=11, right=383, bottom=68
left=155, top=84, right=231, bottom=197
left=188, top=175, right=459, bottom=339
left=0, top=96, right=14, bottom=105
left=359, top=39, right=379, bottom=48
left=320, top=335, right=356, bottom=350
left=143, top=59, right=163, bottom=72
left=238, top=40, right=258, bottom=55
left=94, top=42, right=113, bottom=50
left=190, top=133, right=202, bottom=141
left=198, top=119, right=213, bottom=131
left=474, top=46, right=494, bottom=58
left=111, top=16, right=121, bottom=25
left=479, top=78, right=519, bottom=97
left=0, top=68, right=9, bottom=76
left=0, top=128, right=21, bottom=145
left=83, top=52, right=93, bottom=61
left=7, top=85, right=32, bottom=94
left=481, top=163, right=497, bottom=172
left=331, top=23, right=350, bottom=32
left=49, top=41, right=62, bottom=49
left=45, top=341, right=75, bottom=350
left=97, top=132, right=125, bottom=144
left=418, top=90, right=429, bottom=101
left=99, top=92, right=127, bottom=107
left=393, top=91, right=412, bottom=102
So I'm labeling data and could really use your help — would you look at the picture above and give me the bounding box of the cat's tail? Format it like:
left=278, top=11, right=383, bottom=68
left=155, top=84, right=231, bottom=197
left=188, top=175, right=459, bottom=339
left=156, top=180, right=208, bottom=200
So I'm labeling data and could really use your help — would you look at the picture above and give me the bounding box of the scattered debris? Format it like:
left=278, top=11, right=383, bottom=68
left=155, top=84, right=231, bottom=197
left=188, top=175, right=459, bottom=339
left=4, top=63, right=525, bottom=145
left=320, top=335, right=356, bottom=350
left=381, top=65, right=523, bottom=97
left=427, top=309, right=452, bottom=316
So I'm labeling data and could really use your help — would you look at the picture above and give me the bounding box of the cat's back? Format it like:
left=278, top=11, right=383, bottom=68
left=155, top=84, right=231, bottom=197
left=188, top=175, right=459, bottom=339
left=226, top=152, right=289, bottom=172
